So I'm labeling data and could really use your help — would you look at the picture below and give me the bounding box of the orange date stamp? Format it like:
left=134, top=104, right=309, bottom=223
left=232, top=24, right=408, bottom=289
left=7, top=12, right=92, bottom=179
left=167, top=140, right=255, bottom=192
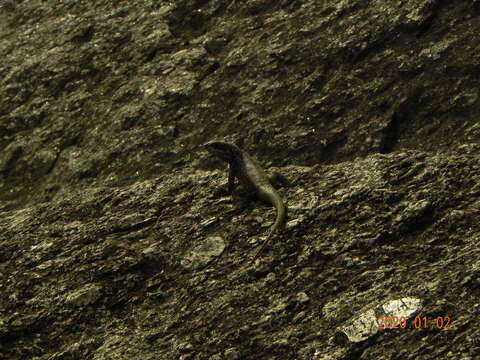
left=376, top=315, right=451, bottom=329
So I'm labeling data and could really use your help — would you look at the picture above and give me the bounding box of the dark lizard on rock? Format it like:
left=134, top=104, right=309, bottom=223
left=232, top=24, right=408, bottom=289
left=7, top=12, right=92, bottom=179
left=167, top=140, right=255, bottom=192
left=205, top=141, right=286, bottom=261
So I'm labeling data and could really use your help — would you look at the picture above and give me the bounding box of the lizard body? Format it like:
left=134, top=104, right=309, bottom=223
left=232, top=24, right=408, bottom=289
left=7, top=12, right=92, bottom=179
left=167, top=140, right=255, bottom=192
left=205, top=141, right=286, bottom=260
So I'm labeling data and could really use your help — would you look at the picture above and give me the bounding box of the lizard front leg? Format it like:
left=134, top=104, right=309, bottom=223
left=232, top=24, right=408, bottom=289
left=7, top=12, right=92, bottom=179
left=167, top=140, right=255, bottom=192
left=227, top=165, right=237, bottom=194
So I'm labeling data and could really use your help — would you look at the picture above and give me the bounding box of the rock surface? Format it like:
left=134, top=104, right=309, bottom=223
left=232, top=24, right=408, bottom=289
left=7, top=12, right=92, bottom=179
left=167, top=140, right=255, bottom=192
left=0, top=1, right=479, bottom=359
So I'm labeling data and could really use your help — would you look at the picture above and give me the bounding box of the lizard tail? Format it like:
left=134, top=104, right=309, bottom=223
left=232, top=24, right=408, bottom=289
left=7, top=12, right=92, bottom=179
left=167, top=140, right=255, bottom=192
left=271, top=196, right=286, bottom=233
left=251, top=197, right=286, bottom=262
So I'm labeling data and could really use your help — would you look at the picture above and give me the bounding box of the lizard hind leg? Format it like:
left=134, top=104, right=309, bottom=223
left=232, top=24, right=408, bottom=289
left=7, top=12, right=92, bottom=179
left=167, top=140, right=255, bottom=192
left=268, top=171, right=291, bottom=188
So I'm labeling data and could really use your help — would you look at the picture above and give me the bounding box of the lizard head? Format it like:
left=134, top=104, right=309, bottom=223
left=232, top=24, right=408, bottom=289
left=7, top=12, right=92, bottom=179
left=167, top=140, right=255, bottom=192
left=204, top=141, right=239, bottom=162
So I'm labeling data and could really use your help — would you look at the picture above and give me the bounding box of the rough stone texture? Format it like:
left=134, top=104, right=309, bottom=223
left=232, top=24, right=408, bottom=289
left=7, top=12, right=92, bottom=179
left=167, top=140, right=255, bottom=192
left=0, top=0, right=479, bottom=359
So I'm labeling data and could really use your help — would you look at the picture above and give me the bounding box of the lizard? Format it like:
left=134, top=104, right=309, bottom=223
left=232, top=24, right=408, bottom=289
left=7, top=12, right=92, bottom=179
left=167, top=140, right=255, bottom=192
left=205, top=141, right=286, bottom=261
